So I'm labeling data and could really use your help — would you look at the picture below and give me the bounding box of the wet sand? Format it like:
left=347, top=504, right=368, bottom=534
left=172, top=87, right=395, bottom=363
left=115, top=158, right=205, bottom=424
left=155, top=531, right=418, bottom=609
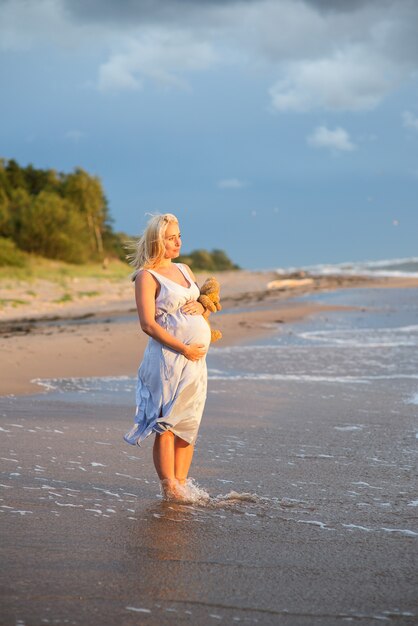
left=1, top=372, right=417, bottom=624
left=1, top=279, right=418, bottom=624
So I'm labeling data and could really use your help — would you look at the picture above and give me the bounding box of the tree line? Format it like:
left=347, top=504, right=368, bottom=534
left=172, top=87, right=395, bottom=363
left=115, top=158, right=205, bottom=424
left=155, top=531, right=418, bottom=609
left=0, top=158, right=123, bottom=265
left=0, top=158, right=239, bottom=271
left=178, top=249, right=239, bottom=271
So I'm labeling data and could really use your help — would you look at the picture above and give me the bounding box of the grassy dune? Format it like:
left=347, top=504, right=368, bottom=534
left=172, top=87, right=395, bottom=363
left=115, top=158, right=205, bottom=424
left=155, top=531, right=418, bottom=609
left=0, top=255, right=130, bottom=284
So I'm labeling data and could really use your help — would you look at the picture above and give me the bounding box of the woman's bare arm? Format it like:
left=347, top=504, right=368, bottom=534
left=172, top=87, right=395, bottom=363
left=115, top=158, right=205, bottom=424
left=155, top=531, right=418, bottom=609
left=135, top=270, right=206, bottom=361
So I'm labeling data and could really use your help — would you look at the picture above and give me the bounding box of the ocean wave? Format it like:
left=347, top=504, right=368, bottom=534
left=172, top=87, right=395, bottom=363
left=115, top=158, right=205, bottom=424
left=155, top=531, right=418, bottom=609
left=299, top=325, right=418, bottom=347
left=208, top=371, right=418, bottom=383
left=275, top=256, right=418, bottom=278
left=212, top=324, right=418, bottom=351
left=31, top=376, right=134, bottom=394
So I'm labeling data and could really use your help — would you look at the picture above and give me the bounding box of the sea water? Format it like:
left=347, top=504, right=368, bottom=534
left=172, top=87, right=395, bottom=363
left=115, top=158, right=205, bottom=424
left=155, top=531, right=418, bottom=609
left=276, top=255, right=418, bottom=278
left=33, top=286, right=418, bottom=409
left=209, top=287, right=418, bottom=407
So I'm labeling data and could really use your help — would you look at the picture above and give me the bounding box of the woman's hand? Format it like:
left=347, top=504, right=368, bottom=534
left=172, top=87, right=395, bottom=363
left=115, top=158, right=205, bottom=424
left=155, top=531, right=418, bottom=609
left=182, top=343, right=207, bottom=361
left=181, top=300, right=205, bottom=316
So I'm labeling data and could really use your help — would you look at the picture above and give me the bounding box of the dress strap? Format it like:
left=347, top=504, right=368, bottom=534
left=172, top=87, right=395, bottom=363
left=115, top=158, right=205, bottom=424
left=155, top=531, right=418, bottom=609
left=176, top=263, right=194, bottom=287
left=144, top=268, right=167, bottom=288
left=140, top=265, right=195, bottom=291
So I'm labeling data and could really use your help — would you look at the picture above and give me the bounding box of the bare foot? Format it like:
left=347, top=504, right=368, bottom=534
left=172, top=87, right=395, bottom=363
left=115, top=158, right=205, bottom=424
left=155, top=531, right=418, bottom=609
left=160, top=478, right=182, bottom=501
left=161, top=478, right=210, bottom=504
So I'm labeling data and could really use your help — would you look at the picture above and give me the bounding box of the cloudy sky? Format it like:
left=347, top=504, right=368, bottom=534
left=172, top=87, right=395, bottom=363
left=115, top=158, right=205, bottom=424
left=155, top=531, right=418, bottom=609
left=1, top=0, right=417, bottom=269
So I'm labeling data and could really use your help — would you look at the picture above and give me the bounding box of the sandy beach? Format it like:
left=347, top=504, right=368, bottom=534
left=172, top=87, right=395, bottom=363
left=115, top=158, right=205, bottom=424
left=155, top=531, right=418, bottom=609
left=1, top=268, right=417, bottom=397
left=1, top=272, right=418, bottom=625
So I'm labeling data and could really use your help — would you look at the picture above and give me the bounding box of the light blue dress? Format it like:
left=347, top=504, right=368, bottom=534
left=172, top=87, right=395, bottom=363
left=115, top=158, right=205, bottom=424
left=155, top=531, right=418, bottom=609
left=123, top=263, right=211, bottom=447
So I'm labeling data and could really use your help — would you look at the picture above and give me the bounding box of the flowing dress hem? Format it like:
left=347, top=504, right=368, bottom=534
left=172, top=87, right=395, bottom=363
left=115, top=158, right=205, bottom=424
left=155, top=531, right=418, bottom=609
left=123, top=422, right=194, bottom=447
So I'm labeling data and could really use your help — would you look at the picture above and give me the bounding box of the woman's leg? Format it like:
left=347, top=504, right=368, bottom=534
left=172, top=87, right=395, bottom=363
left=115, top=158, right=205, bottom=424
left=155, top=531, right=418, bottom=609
left=153, top=431, right=175, bottom=480
left=174, top=436, right=194, bottom=484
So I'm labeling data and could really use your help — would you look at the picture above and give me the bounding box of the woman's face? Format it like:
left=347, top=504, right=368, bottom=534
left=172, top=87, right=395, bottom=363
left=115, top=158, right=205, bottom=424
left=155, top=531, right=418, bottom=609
left=163, top=221, right=181, bottom=259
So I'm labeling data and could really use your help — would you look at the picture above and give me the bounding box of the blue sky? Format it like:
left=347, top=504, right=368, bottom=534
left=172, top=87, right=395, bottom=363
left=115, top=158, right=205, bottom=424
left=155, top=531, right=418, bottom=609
left=1, top=0, right=417, bottom=270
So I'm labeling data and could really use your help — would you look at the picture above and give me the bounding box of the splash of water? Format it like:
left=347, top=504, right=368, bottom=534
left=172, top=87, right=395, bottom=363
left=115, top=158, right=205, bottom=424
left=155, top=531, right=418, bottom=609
left=160, top=478, right=211, bottom=504
left=160, top=479, right=262, bottom=508
left=212, top=490, right=260, bottom=506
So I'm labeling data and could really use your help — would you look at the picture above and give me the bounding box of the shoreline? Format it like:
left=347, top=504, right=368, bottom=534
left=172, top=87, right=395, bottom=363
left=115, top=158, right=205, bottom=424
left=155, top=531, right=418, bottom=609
left=1, top=268, right=418, bottom=326
left=2, top=272, right=418, bottom=397
left=0, top=300, right=353, bottom=397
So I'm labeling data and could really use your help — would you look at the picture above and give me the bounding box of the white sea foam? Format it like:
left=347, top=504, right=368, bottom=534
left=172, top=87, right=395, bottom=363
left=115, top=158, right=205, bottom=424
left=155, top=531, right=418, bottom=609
left=212, top=323, right=418, bottom=352
left=299, top=325, right=418, bottom=348
left=352, top=481, right=383, bottom=490
left=92, top=487, right=120, bottom=498
left=297, top=519, right=329, bottom=530
left=343, top=523, right=418, bottom=537
left=214, top=490, right=260, bottom=504
left=343, top=523, right=374, bottom=532
left=209, top=371, right=418, bottom=383
left=209, top=372, right=371, bottom=383
left=115, top=472, right=143, bottom=481
left=276, top=256, right=418, bottom=278
left=10, top=510, right=33, bottom=515
left=159, top=479, right=264, bottom=508
left=406, top=392, right=418, bottom=405
left=32, top=375, right=133, bottom=393
left=160, top=478, right=211, bottom=504
left=30, top=378, right=58, bottom=392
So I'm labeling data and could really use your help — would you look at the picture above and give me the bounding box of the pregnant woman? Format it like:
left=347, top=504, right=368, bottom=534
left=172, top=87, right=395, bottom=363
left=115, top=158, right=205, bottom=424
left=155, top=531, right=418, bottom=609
left=123, top=213, right=211, bottom=500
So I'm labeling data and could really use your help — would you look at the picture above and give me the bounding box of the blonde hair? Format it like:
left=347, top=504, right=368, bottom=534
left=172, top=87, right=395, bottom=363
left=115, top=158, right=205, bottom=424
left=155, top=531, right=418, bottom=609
left=127, top=213, right=179, bottom=280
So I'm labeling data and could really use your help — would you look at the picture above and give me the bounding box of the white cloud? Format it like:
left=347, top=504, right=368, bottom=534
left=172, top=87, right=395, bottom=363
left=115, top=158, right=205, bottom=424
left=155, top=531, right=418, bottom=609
left=1, top=0, right=418, bottom=109
left=98, top=31, right=217, bottom=92
left=270, top=49, right=393, bottom=112
left=307, top=125, right=356, bottom=152
left=403, top=111, right=418, bottom=131
left=236, top=0, right=414, bottom=112
left=98, top=54, right=143, bottom=92
left=217, top=178, right=246, bottom=189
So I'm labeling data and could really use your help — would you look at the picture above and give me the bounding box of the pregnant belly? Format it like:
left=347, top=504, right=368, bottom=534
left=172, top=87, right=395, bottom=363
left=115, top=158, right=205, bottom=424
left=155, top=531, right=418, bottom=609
left=169, top=311, right=211, bottom=347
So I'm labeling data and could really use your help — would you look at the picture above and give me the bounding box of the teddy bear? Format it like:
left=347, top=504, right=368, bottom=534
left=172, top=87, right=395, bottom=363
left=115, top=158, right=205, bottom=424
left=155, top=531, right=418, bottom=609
left=198, top=277, right=222, bottom=342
